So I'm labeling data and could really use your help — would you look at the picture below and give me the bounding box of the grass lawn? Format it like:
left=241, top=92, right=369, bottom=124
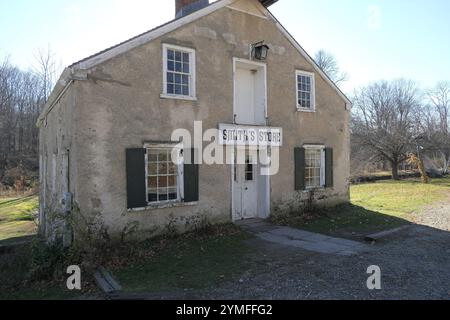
left=274, top=177, right=450, bottom=239
left=0, top=196, right=38, bottom=241
left=114, top=226, right=252, bottom=293
left=351, top=177, right=450, bottom=217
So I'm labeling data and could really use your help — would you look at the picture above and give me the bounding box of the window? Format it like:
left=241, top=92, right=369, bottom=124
left=296, top=70, right=315, bottom=111
left=304, top=146, right=325, bottom=189
left=245, top=155, right=254, bottom=181
left=162, top=44, right=196, bottom=100
left=146, top=146, right=181, bottom=204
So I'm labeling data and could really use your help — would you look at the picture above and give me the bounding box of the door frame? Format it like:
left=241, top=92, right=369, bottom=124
left=230, top=146, right=271, bottom=222
left=231, top=57, right=270, bottom=222
left=232, top=58, right=268, bottom=123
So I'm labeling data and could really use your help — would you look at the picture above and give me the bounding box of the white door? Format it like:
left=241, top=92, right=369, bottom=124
left=233, top=150, right=258, bottom=220
left=235, top=68, right=256, bottom=125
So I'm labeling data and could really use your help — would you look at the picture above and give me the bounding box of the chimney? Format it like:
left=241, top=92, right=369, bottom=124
left=175, top=0, right=209, bottom=18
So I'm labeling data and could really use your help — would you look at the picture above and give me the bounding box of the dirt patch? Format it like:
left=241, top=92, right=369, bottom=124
left=411, top=195, right=450, bottom=231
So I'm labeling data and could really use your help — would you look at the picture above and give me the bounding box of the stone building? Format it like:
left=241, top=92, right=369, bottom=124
left=38, top=0, right=351, bottom=241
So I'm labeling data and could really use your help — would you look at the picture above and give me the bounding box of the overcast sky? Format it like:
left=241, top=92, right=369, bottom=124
left=1, top=0, right=449, bottom=94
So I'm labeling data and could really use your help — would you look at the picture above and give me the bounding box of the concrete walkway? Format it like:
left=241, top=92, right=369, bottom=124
left=237, top=219, right=371, bottom=256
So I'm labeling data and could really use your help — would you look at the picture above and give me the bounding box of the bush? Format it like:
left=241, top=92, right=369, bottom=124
left=28, top=240, right=69, bottom=281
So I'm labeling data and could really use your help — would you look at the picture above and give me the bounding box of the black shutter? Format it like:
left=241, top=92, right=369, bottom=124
left=184, top=148, right=199, bottom=202
left=325, top=148, right=334, bottom=188
left=295, top=147, right=306, bottom=191
left=126, top=148, right=147, bottom=209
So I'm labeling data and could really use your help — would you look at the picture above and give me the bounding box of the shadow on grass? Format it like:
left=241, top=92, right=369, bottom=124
left=272, top=203, right=413, bottom=241
left=112, top=225, right=253, bottom=294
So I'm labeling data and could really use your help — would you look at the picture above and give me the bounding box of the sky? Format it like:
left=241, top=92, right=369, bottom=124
left=1, top=0, right=449, bottom=94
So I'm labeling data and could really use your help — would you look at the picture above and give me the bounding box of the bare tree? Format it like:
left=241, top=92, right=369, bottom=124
left=0, top=54, right=55, bottom=185
left=422, top=82, right=450, bottom=173
left=352, top=79, right=421, bottom=180
left=314, top=49, right=348, bottom=85
left=33, top=46, right=58, bottom=104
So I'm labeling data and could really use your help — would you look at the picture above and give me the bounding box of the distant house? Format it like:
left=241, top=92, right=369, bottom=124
left=37, top=0, right=351, bottom=242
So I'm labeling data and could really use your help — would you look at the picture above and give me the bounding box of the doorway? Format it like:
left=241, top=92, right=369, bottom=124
left=233, top=149, right=258, bottom=220
left=233, top=58, right=267, bottom=126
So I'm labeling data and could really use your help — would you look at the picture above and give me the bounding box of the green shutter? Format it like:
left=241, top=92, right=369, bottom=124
left=325, top=148, right=334, bottom=188
left=295, top=147, right=306, bottom=191
left=126, top=148, right=147, bottom=209
left=184, top=148, right=199, bottom=202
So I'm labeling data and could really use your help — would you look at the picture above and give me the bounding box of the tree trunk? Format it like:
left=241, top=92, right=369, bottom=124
left=442, top=153, right=450, bottom=175
left=391, top=160, right=399, bottom=180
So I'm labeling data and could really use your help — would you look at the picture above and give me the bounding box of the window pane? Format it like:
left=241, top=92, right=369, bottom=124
left=168, top=163, right=176, bottom=174
left=175, top=73, right=181, bottom=84
left=168, top=188, right=178, bottom=200
left=175, top=51, right=182, bottom=61
left=148, top=163, right=157, bottom=175
left=159, top=191, right=168, bottom=202
left=148, top=191, right=158, bottom=203
left=167, top=72, right=174, bottom=83
left=148, top=177, right=157, bottom=188
left=148, top=151, right=158, bottom=162
left=158, top=176, right=168, bottom=188
left=167, top=84, right=174, bottom=94
left=168, top=61, right=174, bottom=71
left=183, top=63, right=190, bottom=73
left=167, top=50, right=174, bottom=60
left=168, top=175, right=176, bottom=187
left=158, top=163, right=168, bottom=175
left=175, top=62, right=182, bottom=72
left=182, top=85, right=189, bottom=96
left=175, top=85, right=182, bottom=95
left=182, top=52, right=189, bottom=62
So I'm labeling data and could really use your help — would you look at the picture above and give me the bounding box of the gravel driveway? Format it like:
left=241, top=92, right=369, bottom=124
left=118, top=200, right=450, bottom=300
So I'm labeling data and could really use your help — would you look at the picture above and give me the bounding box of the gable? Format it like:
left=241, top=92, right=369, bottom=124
left=227, top=0, right=268, bottom=19
left=38, top=0, right=350, bottom=126
left=68, top=0, right=350, bottom=107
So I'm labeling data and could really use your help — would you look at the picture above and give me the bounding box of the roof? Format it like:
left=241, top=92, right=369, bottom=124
left=70, top=0, right=277, bottom=69
left=38, top=0, right=350, bottom=127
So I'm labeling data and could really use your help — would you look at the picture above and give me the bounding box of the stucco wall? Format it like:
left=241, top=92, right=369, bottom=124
left=39, top=84, right=78, bottom=239
left=46, top=1, right=350, bottom=239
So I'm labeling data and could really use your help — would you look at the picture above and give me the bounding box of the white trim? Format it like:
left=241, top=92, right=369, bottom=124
left=303, top=144, right=326, bottom=189
left=232, top=58, right=268, bottom=123
left=295, top=70, right=316, bottom=112
left=160, top=94, right=197, bottom=101
left=144, top=143, right=183, bottom=206
left=128, top=201, right=198, bottom=212
left=226, top=5, right=269, bottom=20
left=162, top=44, right=197, bottom=100
left=260, top=7, right=352, bottom=109
left=230, top=146, right=270, bottom=222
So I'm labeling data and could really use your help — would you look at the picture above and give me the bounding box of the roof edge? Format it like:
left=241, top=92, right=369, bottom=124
left=261, top=6, right=352, bottom=108
left=37, top=68, right=73, bottom=127
left=71, top=0, right=236, bottom=70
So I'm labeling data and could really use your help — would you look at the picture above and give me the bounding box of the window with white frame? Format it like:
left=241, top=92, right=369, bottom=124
left=304, top=146, right=324, bottom=188
left=146, top=146, right=182, bottom=204
left=296, top=71, right=315, bottom=111
left=163, top=44, right=196, bottom=99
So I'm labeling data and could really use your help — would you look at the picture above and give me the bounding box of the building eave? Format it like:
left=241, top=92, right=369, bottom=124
left=39, top=0, right=351, bottom=123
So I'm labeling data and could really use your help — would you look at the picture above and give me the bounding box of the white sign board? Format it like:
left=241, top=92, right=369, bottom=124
left=219, top=124, right=283, bottom=147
